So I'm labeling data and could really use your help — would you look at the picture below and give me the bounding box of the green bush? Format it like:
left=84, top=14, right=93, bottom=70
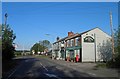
left=15, top=52, right=22, bottom=56
left=114, top=54, right=120, bottom=68
left=95, top=63, right=107, bottom=68
left=106, top=60, right=115, bottom=68
left=106, top=54, right=120, bottom=68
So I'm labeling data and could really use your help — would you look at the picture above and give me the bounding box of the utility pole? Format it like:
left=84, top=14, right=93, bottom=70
left=4, top=13, right=8, bottom=29
left=23, top=44, right=24, bottom=56
left=110, top=11, right=115, bottom=61
left=38, top=42, right=40, bottom=54
left=94, top=33, right=96, bottom=63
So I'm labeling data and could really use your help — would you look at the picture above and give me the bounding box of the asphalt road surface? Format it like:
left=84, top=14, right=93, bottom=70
left=3, top=56, right=103, bottom=79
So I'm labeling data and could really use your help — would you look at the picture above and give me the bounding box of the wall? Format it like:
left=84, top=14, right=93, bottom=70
left=81, top=28, right=111, bottom=62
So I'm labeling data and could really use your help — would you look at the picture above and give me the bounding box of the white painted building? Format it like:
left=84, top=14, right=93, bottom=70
left=81, top=27, right=112, bottom=62
left=52, top=27, right=112, bottom=62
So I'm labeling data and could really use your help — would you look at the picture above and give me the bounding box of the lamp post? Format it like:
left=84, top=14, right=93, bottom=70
left=45, top=34, right=55, bottom=59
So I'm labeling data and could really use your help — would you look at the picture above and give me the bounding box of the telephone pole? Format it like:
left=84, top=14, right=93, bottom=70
left=4, top=13, right=8, bottom=28
left=110, top=11, right=115, bottom=61
left=23, top=44, right=24, bottom=55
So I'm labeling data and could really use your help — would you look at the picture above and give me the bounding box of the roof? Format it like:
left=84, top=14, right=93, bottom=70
left=65, top=33, right=80, bottom=41
left=79, top=27, right=111, bottom=37
left=79, top=27, right=99, bottom=35
left=53, top=36, right=68, bottom=44
left=53, top=27, right=111, bottom=44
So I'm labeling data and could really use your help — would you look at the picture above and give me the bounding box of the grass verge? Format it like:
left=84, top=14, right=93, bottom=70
left=94, top=63, right=107, bottom=68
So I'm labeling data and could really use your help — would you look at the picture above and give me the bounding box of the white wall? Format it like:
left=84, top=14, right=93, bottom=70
left=81, top=28, right=111, bottom=62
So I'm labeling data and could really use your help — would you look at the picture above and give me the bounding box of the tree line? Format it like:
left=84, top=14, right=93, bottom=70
left=30, top=40, right=51, bottom=54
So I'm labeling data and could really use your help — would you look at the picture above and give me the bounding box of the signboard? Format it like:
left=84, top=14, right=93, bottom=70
left=84, top=36, right=94, bottom=43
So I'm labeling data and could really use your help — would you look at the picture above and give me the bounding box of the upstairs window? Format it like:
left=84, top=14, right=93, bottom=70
left=71, top=39, right=74, bottom=47
left=75, top=37, right=81, bottom=46
left=68, top=40, right=71, bottom=47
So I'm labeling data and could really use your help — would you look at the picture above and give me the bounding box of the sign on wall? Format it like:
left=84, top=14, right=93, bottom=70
left=84, top=36, right=94, bottom=43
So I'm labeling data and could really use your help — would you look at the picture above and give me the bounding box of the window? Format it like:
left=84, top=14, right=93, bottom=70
left=67, top=40, right=69, bottom=47
left=70, top=39, right=72, bottom=47
left=75, top=38, right=79, bottom=46
left=57, top=43, right=59, bottom=49
left=68, top=40, right=71, bottom=47
left=71, top=39, right=74, bottom=46
left=75, top=37, right=81, bottom=46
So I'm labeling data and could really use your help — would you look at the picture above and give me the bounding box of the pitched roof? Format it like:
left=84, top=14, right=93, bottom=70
left=53, top=27, right=111, bottom=44
left=53, top=36, right=68, bottom=44
left=65, top=33, right=80, bottom=41
left=79, top=27, right=111, bottom=37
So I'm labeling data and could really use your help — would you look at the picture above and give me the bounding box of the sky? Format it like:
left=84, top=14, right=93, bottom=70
left=2, top=2, right=118, bottom=50
left=1, top=0, right=120, bottom=2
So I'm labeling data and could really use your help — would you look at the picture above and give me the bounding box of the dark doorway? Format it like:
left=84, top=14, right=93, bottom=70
left=79, top=48, right=82, bottom=62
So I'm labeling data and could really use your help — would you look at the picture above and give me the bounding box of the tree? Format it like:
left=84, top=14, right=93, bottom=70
left=40, top=40, right=51, bottom=49
left=107, top=25, right=120, bottom=68
left=30, top=40, right=51, bottom=54
left=113, top=25, right=120, bottom=68
left=98, top=40, right=112, bottom=62
left=114, top=25, right=120, bottom=55
left=30, top=43, right=46, bottom=54
left=2, top=24, right=16, bottom=60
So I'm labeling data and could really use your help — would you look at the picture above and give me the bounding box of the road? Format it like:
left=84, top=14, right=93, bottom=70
left=3, top=56, right=99, bottom=79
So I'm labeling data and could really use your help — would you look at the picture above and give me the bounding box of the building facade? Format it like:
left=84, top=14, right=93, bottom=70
left=81, top=28, right=111, bottom=62
left=65, top=32, right=81, bottom=62
left=52, top=27, right=112, bottom=62
left=52, top=37, right=67, bottom=60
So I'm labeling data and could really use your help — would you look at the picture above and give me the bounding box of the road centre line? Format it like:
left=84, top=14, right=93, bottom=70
left=7, top=68, right=17, bottom=79
left=88, top=72, right=96, bottom=76
left=44, top=73, right=61, bottom=79
left=40, top=62, right=48, bottom=72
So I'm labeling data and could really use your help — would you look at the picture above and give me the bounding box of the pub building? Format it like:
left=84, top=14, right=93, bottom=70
left=52, top=27, right=111, bottom=62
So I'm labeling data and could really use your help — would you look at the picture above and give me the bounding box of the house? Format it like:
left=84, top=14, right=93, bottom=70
left=81, top=27, right=111, bottom=62
left=52, top=27, right=112, bottom=62
left=65, top=32, right=81, bottom=62
left=52, top=36, right=67, bottom=60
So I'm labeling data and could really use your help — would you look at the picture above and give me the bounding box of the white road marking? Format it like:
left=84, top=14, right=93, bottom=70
left=45, top=73, right=57, bottom=77
left=40, top=63, right=48, bottom=72
left=25, top=60, right=28, bottom=62
left=45, top=73, right=61, bottom=79
left=7, top=59, right=26, bottom=79
left=7, top=69, right=17, bottom=79
left=88, top=72, right=96, bottom=76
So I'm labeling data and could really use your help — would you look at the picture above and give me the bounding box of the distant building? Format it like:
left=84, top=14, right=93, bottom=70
left=52, top=36, right=67, bottom=60
left=52, top=27, right=112, bottom=62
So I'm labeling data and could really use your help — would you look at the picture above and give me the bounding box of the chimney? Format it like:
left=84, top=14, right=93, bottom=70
left=68, top=31, right=74, bottom=37
left=56, top=37, right=60, bottom=41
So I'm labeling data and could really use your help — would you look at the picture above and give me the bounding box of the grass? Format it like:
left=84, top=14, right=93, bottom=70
left=35, top=55, right=51, bottom=58
left=94, top=63, right=107, bottom=68
left=15, top=55, right=23, bottom=58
